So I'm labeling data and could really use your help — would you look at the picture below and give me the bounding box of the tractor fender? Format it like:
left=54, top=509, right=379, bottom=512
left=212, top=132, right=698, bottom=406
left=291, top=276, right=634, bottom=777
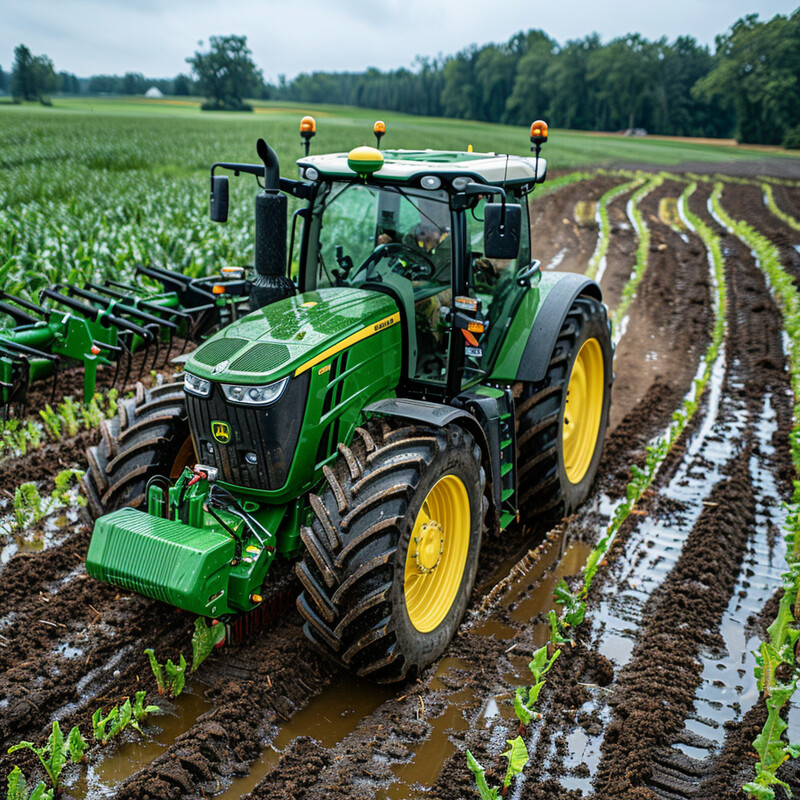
left=517, top=274, right=603, bottom=384
left=363, top=397, right=500, bottom=532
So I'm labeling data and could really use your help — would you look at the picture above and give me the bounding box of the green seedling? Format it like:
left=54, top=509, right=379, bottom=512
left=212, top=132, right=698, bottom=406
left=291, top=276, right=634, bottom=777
left=145, top=648, right=186, bottom=697
left=38, top=406, right=62, bottom=441
left=131, top=691, right=161, bottom=728
left=57, top=398, right=80, bottom=438
left=5, top=765, right=52, bottom=800
left=92, top=693, right=160, bottom=745
left=7, top=720, right=86, bottom=793
left=513, top=646, right=561, bottom=731
left=466, top=736, right=529, bottom=800
left=191, top=617, right=225, bottom=672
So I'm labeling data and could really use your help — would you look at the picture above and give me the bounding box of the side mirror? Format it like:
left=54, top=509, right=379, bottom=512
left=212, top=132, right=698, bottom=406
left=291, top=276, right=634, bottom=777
left=210, top=175, right=229, bottom=223
left=484, top=203, right=521, bottom=260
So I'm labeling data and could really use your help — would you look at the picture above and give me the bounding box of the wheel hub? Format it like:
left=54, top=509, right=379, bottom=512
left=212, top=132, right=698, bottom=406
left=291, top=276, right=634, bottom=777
left=414, top=520, right=444, bottom=573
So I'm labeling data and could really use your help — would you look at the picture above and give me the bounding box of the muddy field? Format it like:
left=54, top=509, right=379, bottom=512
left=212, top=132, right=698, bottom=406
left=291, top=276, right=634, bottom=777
left=1, top=169, right=800, bottom=800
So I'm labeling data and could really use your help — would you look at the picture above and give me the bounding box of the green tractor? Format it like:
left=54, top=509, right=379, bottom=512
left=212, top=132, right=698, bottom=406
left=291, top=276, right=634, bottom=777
left=84, top=119, right=612, bottom=682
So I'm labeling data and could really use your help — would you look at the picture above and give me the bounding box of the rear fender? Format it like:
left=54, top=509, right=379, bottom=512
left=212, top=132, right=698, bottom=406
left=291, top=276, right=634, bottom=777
left=517, top=274, right=603, bottom=383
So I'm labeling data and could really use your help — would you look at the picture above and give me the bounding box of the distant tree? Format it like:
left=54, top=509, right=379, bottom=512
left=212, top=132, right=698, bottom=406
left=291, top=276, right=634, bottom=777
left=587, top=33, right=655, bottom=130
left=693, top=10, right=800, bottom=145
left=543, top=34, right=602, bottom=130
left=88, top=74, right=120, bottom=94
left=122, top=72, right=146, bottom=95
left=504, top=30, right=557, bottom=125
left=11, top=45, right=58, bottom=103
left=58, top=71, right=80, bottom=95
left=0, top=65, right=6, bottom=93
left=441, top=46, right=481, bottom=119
left=187, top=35, right=263, bottom=111
left=173, top=73, right=192, bottom=96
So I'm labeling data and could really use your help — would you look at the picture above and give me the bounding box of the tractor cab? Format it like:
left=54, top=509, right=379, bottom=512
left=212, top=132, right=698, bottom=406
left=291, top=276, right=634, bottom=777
left=294, top=146, right=547, bottom=398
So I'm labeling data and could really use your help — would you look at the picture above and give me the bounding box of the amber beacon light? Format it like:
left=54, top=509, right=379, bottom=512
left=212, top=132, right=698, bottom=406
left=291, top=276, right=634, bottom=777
left=373, top=120, right=386, bottom=148
left=530, top=120, right=549, bottom=146
left=300, top=115, right=317, bottom=156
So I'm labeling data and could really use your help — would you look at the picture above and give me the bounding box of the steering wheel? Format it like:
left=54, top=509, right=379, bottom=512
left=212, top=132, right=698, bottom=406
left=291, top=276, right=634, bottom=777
left=355, top=242, right=437, bottom=283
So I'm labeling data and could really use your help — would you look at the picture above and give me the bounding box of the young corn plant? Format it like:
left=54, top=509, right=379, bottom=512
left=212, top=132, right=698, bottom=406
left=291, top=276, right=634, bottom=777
left=7, top=720, right=87, bottom=795
left=513, top=646, right=560, bottom=732
left=466, top=737, right=529, bottom=799
left=5, top=765, right=52, bottom=800
left=145, top=648, right=186, bottom=697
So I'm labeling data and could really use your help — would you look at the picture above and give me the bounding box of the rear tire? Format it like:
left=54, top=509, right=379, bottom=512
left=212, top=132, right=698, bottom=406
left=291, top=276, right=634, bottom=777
left=515, top=295, right=612, bottom=519
left=296, top=421, right=486, bottom=683
left=83, top=377, right=194, bottom=518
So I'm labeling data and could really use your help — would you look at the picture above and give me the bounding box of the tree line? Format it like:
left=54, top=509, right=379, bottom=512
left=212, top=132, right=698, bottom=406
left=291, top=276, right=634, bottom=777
left=3, top=9, right=799, bottom=146
left=274, top=10, right=800, bottom=146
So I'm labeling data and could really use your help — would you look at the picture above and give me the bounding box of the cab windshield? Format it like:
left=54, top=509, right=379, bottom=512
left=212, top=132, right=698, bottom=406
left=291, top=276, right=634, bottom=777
left=314, top=182, right=452, bottom=296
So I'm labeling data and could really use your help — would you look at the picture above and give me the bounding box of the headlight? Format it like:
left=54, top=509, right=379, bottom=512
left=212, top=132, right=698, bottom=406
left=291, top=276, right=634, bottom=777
left=222, top=376, right=289, bottom=406
left=184, top=372, right=211, bottom=397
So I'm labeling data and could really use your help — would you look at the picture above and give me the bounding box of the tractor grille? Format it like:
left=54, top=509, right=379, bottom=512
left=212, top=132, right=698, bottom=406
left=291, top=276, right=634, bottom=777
left=229, top=343, right=291, bottom=373
left=192, top=337, right=249, bottom=366
left=185, top=371, right=309, bottom=491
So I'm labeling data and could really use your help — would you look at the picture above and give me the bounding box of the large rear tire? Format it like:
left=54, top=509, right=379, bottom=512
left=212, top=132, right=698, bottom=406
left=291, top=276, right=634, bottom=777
left=83, top=378, right=194, bottom=518
left=515, top=295, right=612, bottom=519
left=296, top=421, right=486, bottom=683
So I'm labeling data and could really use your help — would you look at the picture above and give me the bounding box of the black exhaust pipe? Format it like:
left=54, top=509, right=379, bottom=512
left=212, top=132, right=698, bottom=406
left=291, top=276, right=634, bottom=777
left=251, top=138, right=296, bottom=311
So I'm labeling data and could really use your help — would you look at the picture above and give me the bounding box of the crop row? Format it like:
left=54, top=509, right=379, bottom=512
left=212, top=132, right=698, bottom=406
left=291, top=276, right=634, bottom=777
left=710, top=189, right=800, bottom=799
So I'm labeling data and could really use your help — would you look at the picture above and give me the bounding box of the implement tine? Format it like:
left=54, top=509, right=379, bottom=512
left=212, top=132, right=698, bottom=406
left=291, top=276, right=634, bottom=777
left=147, top=324, right=161, bottom=374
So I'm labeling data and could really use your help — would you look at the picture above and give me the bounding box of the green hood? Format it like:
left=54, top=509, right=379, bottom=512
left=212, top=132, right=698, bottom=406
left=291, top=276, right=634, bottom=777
left=185, top=288, right=399, bottom=384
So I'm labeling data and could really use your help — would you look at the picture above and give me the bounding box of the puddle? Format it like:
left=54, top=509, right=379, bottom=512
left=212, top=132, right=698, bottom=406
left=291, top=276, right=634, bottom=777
left=214, top=675, right=392, bottom=800
left=63, top=686, right=213, bottom=800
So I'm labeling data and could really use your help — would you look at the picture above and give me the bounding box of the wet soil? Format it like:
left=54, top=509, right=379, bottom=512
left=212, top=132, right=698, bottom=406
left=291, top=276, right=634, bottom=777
left=0, top=172, right=798, bottom=800
left=530, top=175, right=625, bottom=275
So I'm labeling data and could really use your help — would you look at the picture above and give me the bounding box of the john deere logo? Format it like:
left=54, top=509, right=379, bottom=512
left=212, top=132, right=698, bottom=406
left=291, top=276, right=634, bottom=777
left=211, top=420, right=231, bottom=444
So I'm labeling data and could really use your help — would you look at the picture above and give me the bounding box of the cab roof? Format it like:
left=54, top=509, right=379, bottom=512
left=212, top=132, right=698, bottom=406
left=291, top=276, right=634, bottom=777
left=296, top=149, right=547, bottom=189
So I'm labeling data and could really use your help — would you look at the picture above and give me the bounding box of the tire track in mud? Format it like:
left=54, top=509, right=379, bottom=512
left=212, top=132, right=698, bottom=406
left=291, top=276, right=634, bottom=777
left=529, top=175, right=626, bottom=274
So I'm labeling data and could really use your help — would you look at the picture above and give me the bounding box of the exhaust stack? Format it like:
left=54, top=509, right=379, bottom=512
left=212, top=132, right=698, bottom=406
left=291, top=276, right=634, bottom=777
left=251, top=138, right=296, bottom=310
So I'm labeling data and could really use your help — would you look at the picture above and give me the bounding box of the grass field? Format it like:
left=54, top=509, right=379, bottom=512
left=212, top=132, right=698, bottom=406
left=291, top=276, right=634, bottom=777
left=1, top=96, right=798, bottom=298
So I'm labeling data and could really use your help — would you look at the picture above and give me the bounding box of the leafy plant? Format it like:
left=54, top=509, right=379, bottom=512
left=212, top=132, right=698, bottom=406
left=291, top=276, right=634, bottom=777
left=92, top=692, right=160, bottom=745
left=4, top=765, right=52, bottom=800
left=466, top=736, right=529, bottom=799
left=145, top=648, right=186, bottom=697
left=191, top=616, right=225, bottom=672
left=513, top=646, right=561, bottom=731
left=7, top=721, right=86, bottom=793
left=38, top=406, right=62, bottom=441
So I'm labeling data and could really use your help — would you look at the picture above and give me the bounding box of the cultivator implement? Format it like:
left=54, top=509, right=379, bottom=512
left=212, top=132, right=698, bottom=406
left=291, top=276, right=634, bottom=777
left=0, top=263, right=249, bottom=414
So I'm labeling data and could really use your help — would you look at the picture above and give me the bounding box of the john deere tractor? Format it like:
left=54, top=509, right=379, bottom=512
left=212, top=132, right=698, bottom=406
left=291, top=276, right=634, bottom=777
left=84, top=119, right=612, bottom=682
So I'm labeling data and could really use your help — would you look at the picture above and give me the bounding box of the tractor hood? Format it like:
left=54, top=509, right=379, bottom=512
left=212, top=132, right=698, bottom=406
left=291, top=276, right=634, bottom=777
left=185, top=288, right=399, bottom=385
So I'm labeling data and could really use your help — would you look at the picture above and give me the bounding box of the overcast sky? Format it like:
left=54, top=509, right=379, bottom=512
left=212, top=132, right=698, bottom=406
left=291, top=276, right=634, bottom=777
left=2, top=1, right=797, bottom=80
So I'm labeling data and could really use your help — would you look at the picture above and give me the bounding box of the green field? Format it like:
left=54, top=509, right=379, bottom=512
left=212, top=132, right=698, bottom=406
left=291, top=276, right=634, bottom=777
left=2, top=96, right=798, bottom=298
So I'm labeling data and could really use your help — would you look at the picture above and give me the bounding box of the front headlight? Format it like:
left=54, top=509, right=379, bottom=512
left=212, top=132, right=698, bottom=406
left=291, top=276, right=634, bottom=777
left=222, top=376, right=289, bottom=406
left=184, top=372, right=211, bottom=397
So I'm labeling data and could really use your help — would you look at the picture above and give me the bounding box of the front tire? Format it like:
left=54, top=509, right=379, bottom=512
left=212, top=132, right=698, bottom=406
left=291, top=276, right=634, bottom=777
left=296, top=421, right=486, bottom=683
left=83, top=378, right=194, bottom=517
left=515, top=295, right=612, bottom=518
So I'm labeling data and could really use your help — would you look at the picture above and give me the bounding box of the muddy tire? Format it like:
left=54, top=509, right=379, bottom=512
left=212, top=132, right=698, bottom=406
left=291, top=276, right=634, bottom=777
left=515, top=295, right=612, bottom=519
left=296, top=421, right=486, bottom=683
left=83, top=378, right=194, bottom=518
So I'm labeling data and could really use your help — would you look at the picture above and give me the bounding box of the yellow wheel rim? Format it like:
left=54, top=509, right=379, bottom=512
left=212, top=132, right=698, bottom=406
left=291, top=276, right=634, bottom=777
left=563, top=338, right=604, bottom=484
left=403, top=475, right=471, bottom=633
